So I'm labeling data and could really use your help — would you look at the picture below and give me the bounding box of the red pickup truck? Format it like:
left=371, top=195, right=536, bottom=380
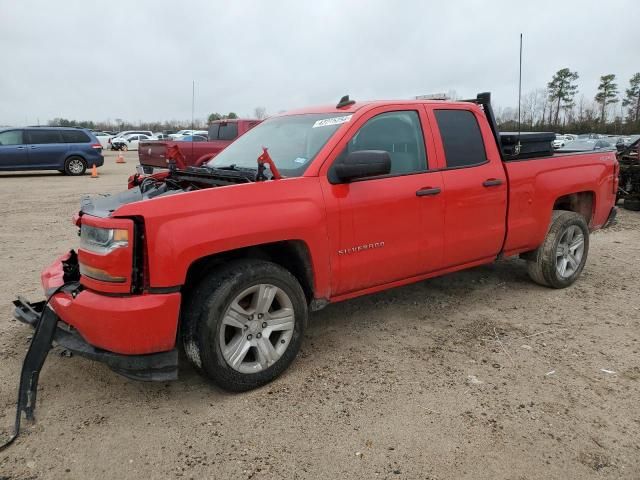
left=13, top=93, right=618, bottom=412
left=137, top=118, right=260, bottom=173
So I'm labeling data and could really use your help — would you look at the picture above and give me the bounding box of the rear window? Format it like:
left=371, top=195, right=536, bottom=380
left=218, top=123, right=238, bottom=141
left=61, top=130, right=91, bottom=143
left=434, top=110, right=487, bottom=168
left=27, top=129, right=64, bottom=144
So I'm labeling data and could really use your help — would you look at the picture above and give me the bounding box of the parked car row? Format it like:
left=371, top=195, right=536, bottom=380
left=90, top=129, right=212, bottom=151
left=553, top=133, right=640, bottom=153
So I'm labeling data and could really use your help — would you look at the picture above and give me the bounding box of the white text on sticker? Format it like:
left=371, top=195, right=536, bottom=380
left=312, top=115, right=352, bottom=128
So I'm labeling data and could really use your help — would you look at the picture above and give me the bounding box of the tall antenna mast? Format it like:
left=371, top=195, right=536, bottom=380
left=517, top=33, right=523, bottom=153
left=191, top=80, right=195, bottom=161
left=191, top=80, right=195, bottom=131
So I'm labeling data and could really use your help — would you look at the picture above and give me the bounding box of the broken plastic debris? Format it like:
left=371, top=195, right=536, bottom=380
left=467, top=375, right=483, bottom=385
left=600, top=369, right=616, bottom=375
left=545, top=370, right=556, bottom=376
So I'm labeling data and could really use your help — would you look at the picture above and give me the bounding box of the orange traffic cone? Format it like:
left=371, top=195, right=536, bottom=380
left=116, top=153, right=126, bottom=164
left=90, top=164, right=98, bottom=178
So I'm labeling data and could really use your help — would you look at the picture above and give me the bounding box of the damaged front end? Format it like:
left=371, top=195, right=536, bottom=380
left=1, top=252, right=178, bottom=451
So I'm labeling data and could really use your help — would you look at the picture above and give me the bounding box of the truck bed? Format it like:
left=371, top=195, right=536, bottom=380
left=502, top=150, right=617, bottom=256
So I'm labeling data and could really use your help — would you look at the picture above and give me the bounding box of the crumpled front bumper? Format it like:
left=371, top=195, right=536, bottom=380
left=12, top=251, right=182, bottom=381
left=41, top=252, right=181, bottom=355
left=13, top=297, right=178, bottom=381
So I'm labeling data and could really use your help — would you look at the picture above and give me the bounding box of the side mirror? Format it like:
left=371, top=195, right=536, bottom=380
left=332, top=150, right=391, bottom=183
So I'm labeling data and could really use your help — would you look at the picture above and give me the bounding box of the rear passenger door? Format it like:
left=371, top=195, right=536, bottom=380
left=427, top=107, right=507, bottom=267
left=0, top=130, right=28, bottom=170
left=25, top=129, right=68, bottom=168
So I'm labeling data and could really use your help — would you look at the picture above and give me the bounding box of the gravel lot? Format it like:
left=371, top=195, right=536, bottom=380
left=1, top=151, right=639, bottom=479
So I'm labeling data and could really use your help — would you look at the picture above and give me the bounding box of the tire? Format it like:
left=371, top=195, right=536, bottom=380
left=181, top=259, right=308, bottom=392
left=623, top=196, right=640, bottom=211
left=64, top=156, right=87, bottom=176
left=526, top=210, right=590, bottom=289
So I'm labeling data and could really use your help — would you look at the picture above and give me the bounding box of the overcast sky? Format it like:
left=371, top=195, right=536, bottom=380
left=2, top=0, right=639, bottom=125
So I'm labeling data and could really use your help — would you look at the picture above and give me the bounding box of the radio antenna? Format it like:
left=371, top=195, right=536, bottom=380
left=191, top=80, right=195, bottom=161
left=516, top=33, right=523, bottom=154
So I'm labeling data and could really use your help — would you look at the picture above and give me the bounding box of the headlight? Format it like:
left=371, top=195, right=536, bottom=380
left=80, top=225, right=129, bottom=254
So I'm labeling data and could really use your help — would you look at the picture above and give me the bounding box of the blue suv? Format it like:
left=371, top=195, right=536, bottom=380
left=0, top=127, right=104, bottom=175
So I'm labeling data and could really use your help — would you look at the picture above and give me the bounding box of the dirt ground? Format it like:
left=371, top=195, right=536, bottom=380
left=0, top=151, right=639, bottom=479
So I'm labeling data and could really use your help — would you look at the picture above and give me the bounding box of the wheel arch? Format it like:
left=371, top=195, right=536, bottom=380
left=552, top=191, right=595, bottom=228
left=64, top=153, right=88, bottom=164
left=182, top=240, right=316, bottom=304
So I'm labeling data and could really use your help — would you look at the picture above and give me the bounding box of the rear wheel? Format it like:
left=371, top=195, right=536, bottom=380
left=64, top=156, right=87, bottom=176
left=527, top=210, right=589, bottom=288
left=182, top=259, right=307, bottom=391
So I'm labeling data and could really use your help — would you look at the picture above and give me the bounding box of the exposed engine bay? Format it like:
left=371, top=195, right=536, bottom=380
left=81, top=165, right=267, bottom=217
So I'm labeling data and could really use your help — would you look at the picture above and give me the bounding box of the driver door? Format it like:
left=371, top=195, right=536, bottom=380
left=320, top=107, right=445, bottom=296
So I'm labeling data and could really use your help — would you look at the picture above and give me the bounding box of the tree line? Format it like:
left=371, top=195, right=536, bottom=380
left=496, top=70, right=640, bottom=134
left=46, top=107, right=269, bottom=133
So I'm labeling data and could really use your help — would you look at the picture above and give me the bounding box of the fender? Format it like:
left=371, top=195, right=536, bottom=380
left=114, top=177, right=332, bottom=298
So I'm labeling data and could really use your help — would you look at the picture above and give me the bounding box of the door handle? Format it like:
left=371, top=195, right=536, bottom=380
left=16, top=146, right=26, bottom=150
left=29, top=146, right=37, bottom=149
left=482, top=178, right=503, bottom=187
left=416, top=187, right=441, bottom=197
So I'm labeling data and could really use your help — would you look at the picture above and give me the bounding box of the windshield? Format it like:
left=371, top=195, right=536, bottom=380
left=207, top=113, right=352, bottom=176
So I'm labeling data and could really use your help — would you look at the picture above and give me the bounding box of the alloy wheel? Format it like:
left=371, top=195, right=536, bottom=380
left=555, top=225, right=584, bottom=278
left=219, top=284, right=295, bottom=374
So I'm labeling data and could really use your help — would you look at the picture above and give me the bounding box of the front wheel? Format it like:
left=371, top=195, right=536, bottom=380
left=527, top=210, right=589, bottom=288
left=182, top=259, right=308, bottom=392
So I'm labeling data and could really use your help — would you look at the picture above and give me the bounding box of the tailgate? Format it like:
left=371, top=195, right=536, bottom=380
left=138, top=141, right=170, bottom=168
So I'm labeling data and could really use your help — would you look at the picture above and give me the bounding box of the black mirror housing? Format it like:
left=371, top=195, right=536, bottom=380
left=332, top=150, right=391, bottom=183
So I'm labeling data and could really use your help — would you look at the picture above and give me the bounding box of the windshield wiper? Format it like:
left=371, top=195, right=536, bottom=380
left=208, top=164, right=256, bottom=172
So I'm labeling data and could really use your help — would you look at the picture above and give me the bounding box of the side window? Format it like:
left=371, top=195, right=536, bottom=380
left=218, top=123, right=238, bottom=141
left=434, top=109, right=487, bottom=168
left=27, top=129, right=64, bottom=144
left=61, top=130, right=91, bottom=143
left=342, top=110, right=427, bottom=175
left=0, top=130, right=24, bottom=146
left=208, top=124, right=220, bottom=139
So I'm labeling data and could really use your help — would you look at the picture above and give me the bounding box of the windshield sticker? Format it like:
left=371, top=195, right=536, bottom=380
left=312, top=115, right=352, bottom=128
left=294, top=157, right=308, bottom=164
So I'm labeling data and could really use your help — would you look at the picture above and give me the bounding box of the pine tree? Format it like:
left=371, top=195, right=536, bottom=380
left=547, top=68, right=579, bottom=126
left=594, top=74, right=619, bottom=124
left=622, top=72, right=640, bottom=123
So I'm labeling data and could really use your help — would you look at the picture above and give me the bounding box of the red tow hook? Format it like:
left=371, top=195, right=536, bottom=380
left=257, top=147, right=282, bottom=180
